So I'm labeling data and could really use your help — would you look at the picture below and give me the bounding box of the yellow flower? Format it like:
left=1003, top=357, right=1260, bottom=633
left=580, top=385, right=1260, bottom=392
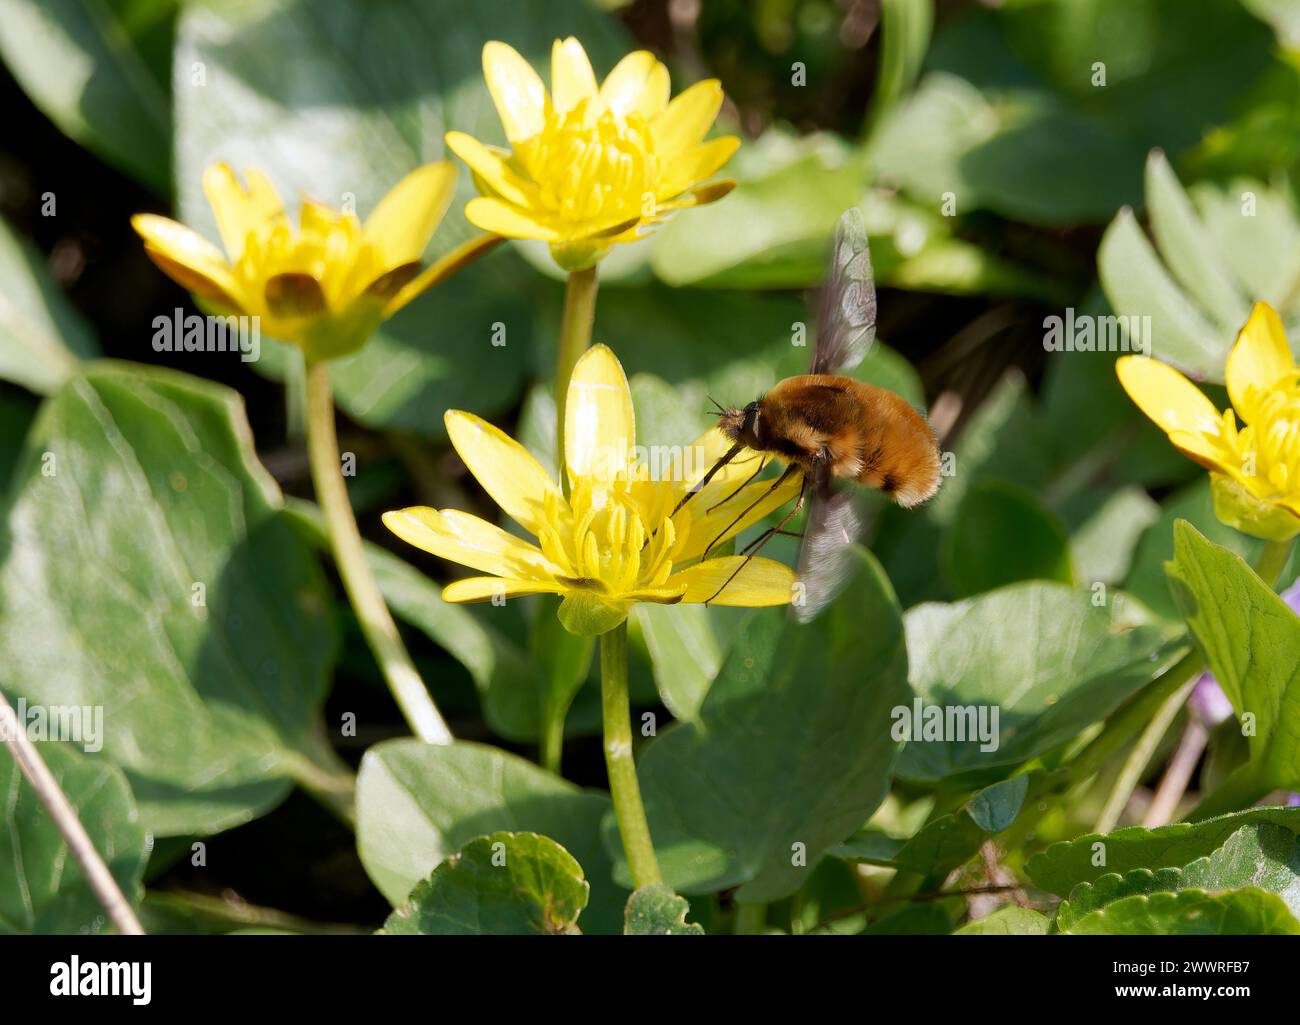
left=1117, top=301, right=1300, bottom=541
left=132, top=162, right=498, bottom=361
left=383, top=344, right=798, bottom=635
left=445, top=37, right=738, bottom=271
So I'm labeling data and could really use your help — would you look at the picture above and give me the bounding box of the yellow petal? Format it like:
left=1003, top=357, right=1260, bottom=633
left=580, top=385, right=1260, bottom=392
left=483, top=40, right=547, bottom=143
left=464, top=197, right=560, bottom=240
left=362, top=162, right=457, bottom=268
left=382, top=507, right=555, bottom=578
left=444, top=132, right=535, bottom=207
left=1226, top=301, right=1295, bottom=424
left=131, top=214, right=242, bottom=304
left=658, top=136, right=739, bottom=197
left=1116, top=355, right=1223, bottom=441
left=565, top=343, right=636, bottom=486
left=202, top=163, right=286, bottom=261
left=650, top=79, right=724, bottom=157
left=550, top=37, right=597, bottom=115
left=597, top=51, right=670, bottom=119
left=442, top=576, right=565, bottom=603
left=658, top=180, right=735, bottom=212
left=668, top=556, right=796, bottom=606
left=444, top=410, right=565, bottom=536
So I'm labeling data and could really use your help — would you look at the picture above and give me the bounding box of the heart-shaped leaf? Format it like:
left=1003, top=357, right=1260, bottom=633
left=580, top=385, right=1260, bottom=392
left=1025, top=806, right=1300, bottom=895
left=1059, top=887, right=1300, bottom=935
left=0, top=364, right=335, bottom=836
left=608, top=547, right=911, bottom=901
left=355, top=739, right=622, bottom=934
left=623, top=885, right=704, bottom=935
left=381, top=832, right=587, bottom=935
left=899, top=582, right=1185, bottom=783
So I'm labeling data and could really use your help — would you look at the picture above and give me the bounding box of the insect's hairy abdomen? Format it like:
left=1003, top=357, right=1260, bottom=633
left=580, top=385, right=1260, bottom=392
left=757, top=375, right=941, bottom=507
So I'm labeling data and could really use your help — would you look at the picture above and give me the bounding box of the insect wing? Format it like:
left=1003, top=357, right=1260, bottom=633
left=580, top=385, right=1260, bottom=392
left=792, top=466, right=866, bottom=623
left=810, top=208, right=877, bottom=376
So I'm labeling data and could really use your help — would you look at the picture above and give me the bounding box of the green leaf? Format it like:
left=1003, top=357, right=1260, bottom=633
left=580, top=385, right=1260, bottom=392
left=623, top=884, right=704, bottom=935
left=632, top=602, right=724, bottom=723
left=898, top=582, right=1185, bottom=783
left=1180, top=823, right=1300, bottom=917
left=0, top=215, right=99, bottom=394
left=1070, top=486, right=1160, bottom=586
left=1055, top=868, right=1184, bottom=932
left=609, top=548, right=911, bottom=901
left=1144, top=149, right=1249, bottom=334
left=649, top=132, right=866, bottom=289
left=954, top=906, right=1049, bottom=935
left=282, top=498, right=553, bottom=743
left=381, top=832, right=587, bottom=936
left=1099, top=153, right=1300, bottom=381
left=1025, top=806, right=1300, bottom=895
left=0, top=742, right=147, bottom=934
left=355, top=739, right=623, bottom=935
left=1124, top=478, right=1274, bottom=622
left=0, top=363, right=335, bottom=836
left=837, top=776, right=1030, bottom=880
left=174, top=0, right=628, bottom=437
left=0, top=0, right=172, bottom=192
left=1060, top=887, right=1300, bottom=935
left=941, top=479, right=1074, bottom=597
left=1097, top=206, right=1222, bottom=378
left=1166, top=521, right=1300, bottom=793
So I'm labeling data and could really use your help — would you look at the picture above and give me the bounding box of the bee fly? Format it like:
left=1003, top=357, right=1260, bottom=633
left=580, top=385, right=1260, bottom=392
left=679, top=208, right=942, bottom=619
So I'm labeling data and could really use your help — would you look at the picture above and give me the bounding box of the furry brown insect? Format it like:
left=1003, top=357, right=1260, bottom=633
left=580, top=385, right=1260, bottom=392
left=680, top=209, right=942, bottom=616
left=715, top=375, right=941, bottom=509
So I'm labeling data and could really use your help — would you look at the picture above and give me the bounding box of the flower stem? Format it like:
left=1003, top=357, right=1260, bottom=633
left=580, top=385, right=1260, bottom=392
left=1093, top=673, right=1197, bottom=833
left=734, top=901, right=767, bottom=935
left=0, top=689, right=144, bottom=935
left=555, top=266, right=598, bottom=490
left=600, top=621, right=661, bottom=888
left=1257, top=537, right=1294, bottom=589
left=304, top=359, right=452, bottom=745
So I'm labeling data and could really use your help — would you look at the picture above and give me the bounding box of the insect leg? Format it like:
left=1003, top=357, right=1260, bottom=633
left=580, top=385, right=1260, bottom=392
left=702, top=463, right=800, bottom=561
left=668, top=441, right=744, bottom=521
left=705, top=455, right=767, bottom=513
left=704, top=476, right=808, bottom=604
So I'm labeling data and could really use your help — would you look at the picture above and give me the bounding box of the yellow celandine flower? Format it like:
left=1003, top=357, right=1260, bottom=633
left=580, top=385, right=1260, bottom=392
left=383, top=344, right=799, bottom=635
left=1117, top=301, right=1300, bottom=541
left=445, top=37, right=739, bottom=271
left=132, top=162, right=497, bottom=361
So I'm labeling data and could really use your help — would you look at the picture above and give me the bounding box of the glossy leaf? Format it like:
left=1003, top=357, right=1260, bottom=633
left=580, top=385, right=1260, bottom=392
left=623, top=885, right=704, bottom=936
left=1060, top=887, right=1300, bottom=935
left=899, top=582, right=1185, bottom=783
left=381, top=832, right=587, bottom=935
left=355, top=739, right=623, bottom=934
left=0, top=364, right=335, bottom=836
left=608, top=548, right=911, bottom=901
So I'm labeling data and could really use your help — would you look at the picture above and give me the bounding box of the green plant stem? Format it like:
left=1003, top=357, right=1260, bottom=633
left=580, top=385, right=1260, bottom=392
left=733, top=901, right=767, bottom=935
left=304, top=359, right=452, bottom=745
left=1256, top=537, right=1293, bottom=588
left=1093, top=674, right=1198, bottom=833
left=286, top=730, right=358, bottom=829
left=555, top=266, right=598, bottom=492
left=539, top=706, right=565, bottom=776
left=143, top=890, right=366, bottom=935
left=600, top=621, right=661, bottom=888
